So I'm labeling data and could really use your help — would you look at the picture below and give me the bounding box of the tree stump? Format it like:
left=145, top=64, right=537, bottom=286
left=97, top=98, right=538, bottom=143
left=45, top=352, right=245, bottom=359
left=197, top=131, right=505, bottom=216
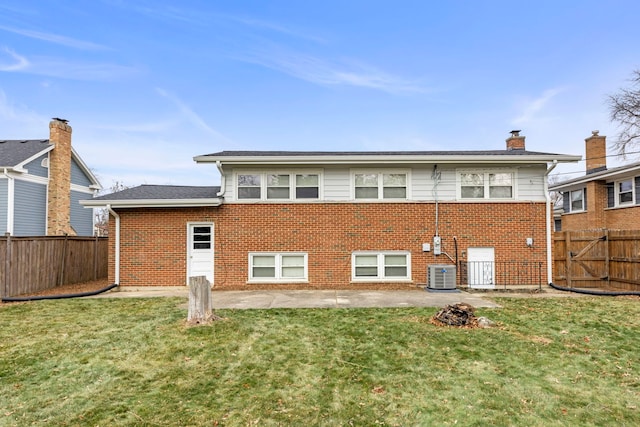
left=187, top=276, right=215, bottom=324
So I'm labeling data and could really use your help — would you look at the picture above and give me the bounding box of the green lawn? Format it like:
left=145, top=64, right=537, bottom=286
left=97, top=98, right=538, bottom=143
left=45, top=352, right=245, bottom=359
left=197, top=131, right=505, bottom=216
left=1, top=296, right=638, bottom=426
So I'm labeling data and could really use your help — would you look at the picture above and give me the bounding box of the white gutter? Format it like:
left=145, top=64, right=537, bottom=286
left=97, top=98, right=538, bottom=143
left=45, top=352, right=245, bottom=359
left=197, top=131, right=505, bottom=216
left=3, top=168, right=14, bottom=234
left=80, top=198, right=222, bottom=209
left=106, top=204, right=120, bottom=285
left=544, top=160, right=558, bottom=284
left=216, top=161, right=226, bottom=198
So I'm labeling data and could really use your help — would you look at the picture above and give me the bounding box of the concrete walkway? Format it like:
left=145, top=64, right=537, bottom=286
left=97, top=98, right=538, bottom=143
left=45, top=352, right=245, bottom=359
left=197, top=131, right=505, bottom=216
left=93, top=288, right=502, bottom=309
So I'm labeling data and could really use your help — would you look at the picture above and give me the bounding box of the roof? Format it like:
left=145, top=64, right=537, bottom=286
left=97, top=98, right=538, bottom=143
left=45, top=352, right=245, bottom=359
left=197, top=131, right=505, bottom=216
left=0, top=138, right=101, bottom=189
left=194, top=149, right=581, bottom=165
left=81, top=185, right=222, bottom=208
left=0, top=139, right=51, bottom=168
left=549, top=161, right=640, bottom=191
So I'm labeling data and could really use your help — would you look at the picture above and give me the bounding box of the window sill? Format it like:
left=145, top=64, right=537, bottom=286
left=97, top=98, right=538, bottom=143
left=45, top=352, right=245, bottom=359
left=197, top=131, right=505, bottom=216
left=247, top=280, right=309, bottom=284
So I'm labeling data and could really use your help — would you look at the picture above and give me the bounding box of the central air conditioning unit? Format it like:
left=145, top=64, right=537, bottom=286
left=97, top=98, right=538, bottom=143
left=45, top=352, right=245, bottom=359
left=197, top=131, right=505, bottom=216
left=427, top=264, right=457, bottom=290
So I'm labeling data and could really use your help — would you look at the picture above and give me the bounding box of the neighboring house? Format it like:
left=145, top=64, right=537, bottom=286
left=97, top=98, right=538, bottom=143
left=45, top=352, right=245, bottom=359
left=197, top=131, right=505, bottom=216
left=82, top=131, right=579, bottom=289
left=550, top=131, right=640, bottom=231
left=0, top=118, right=101, bottom=236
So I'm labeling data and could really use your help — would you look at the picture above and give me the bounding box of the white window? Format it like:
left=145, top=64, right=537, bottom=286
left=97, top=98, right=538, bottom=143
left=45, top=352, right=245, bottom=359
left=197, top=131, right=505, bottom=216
left=295, top=174, right=319, bottom=199
left=267, top=174, right=290, bottom=199
left=617, top=179, right=634, bottom=205
left=352, top=252, right=411, bottom=281
left=353, top=171, right=408, bottom=200
left=237, top=174, right=261, bottom=199
left=249, top=253, right=308, bottom=282
left=459, top=170, right=514, bottom=200
left=236, top=172, right=320, bottom=201
left=569, top=189, right=585, bottom=212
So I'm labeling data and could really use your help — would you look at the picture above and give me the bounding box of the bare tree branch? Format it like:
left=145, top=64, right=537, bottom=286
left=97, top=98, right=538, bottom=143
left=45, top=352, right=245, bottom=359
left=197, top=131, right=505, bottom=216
left=608, top=69, right=640, bottom=157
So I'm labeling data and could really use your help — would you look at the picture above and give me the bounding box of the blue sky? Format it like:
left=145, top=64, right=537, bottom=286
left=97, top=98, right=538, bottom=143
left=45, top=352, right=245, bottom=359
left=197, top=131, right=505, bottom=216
left=1, top=0, right=639, bottom=190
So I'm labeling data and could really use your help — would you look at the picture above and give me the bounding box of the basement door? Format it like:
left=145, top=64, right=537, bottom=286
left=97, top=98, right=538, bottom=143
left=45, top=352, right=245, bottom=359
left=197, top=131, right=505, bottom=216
left=467, top=247, right=495, bottom=289
left=187, top=223, right=214, bottom=284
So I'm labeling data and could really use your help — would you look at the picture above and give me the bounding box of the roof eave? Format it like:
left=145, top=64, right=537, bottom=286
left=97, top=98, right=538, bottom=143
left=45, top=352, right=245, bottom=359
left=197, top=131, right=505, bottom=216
left=194, top=154, right=581, bottom=165
left=550, top=163, right=640, bottom=191
left=80, top=198, right=222, bottom=208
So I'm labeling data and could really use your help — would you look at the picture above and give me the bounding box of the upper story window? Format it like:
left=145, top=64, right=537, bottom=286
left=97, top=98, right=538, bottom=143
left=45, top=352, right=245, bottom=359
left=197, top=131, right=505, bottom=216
left=353, top=171, right=408, bottom=200
left=459, top=170, right=514, bottom=200
left=617, top=179, right=634, bottom=205
left=570, top=189, right=585, bottom=212
left=236, top=172, right=321, bottom=201
left=562, top=188, right=585, bottom=213
left=238, top=174, right=261, bottom=199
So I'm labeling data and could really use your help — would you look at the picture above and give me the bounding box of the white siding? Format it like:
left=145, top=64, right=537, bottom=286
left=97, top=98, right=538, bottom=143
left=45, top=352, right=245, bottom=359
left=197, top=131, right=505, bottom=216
left=222, top=163, right=548, bottom=202
left=323, top=167, right=350, bottom=200
left=516, top=165, right=547, bottom=201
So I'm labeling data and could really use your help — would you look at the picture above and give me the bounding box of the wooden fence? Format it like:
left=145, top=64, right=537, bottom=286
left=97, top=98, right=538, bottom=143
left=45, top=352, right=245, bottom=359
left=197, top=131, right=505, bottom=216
left=0, top=236, right=108, bottom=298
left=553, top=229, right=640, bottom=291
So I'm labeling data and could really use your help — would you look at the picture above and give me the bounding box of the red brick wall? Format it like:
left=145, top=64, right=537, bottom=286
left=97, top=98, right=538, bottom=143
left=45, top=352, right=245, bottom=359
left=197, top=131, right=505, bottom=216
left=109, top=202, right=548, bottom=288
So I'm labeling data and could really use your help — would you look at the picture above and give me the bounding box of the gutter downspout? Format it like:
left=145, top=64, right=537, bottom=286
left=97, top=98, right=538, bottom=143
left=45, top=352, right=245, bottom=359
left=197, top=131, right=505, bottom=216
left=544, top=160, right=558, bottom=284
left=216, top=161, right=226, bottom=198
left=3, top=168, right=14, bottom=234
left=107, top=204, right=120, bottom=285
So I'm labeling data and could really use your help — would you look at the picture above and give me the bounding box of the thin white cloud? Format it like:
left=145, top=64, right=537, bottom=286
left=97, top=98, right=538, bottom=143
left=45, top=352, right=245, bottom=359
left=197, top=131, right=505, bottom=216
left=240, top=48, right=427, bottom=95
left=0, top=47, right=29, bottom=71
left=155, top=88, right=230, bottom=141
left=511, top=87, right=565, bottom=125
left=0, top=48, right=140, bottom=81
left=0, top=25, right=109, bottom=50
left=230, top=16, right=326, bottom=43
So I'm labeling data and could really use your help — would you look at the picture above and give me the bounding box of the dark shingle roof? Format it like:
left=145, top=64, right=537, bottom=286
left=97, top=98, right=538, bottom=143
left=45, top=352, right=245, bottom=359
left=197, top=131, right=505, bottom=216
left=93, top=185, right=221, bottom=201
left=0, top=140, right=51, bottom=167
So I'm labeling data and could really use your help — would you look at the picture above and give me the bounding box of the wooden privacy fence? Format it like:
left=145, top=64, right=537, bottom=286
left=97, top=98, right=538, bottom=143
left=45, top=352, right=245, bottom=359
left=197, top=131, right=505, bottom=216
left=0, top=235, right=108, bottom=298
left=553, top=229, right=640, bottom=291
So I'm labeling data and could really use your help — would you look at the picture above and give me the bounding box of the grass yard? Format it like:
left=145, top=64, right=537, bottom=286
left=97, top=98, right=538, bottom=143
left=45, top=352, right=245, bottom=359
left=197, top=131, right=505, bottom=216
left=1, top=296, right=639, bottom=426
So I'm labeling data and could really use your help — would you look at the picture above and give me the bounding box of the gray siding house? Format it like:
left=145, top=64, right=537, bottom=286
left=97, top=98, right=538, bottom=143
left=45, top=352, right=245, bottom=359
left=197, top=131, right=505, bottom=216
left=0, top=119, right=101, bottom=236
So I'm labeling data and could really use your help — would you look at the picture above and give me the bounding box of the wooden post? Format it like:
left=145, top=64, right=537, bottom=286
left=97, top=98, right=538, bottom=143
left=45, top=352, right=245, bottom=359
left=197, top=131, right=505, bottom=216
left=3, top=233, right=10, bottom=298
left=565, top=231, right=572, bottom=288
left=188, top=276, right=213, bottom=324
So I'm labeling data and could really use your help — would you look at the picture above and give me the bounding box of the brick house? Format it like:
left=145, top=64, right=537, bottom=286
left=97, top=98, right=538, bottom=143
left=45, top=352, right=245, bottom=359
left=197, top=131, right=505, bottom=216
left=0, top=119, right=101, bottom=236
left=550, top=131, right=640, bottom=231
left=83, top=132, right=579, bottom=289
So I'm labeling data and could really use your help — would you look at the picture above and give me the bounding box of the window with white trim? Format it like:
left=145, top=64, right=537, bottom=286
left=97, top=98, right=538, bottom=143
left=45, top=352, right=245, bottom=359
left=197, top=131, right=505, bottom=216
left=459, top=170, right=514, bottom=199
left=570, top=189, right=585, bottom=212
left=237, top=174, right=261, bottom=199
left=352, top=252, right=411, bottom=281
left=249, top=253, right=308, bottom=282
left=236, top=172, right=320, bottom=201
left=617, top=179, right=634, bottom=205
left=353, top=171, right=408, bottom=200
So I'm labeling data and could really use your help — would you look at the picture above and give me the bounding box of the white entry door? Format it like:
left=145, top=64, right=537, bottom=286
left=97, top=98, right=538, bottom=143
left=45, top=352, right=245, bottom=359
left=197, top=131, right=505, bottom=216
left=467, top=247, right=495, bottom=289
left=187, top=223, right=214, bottom=284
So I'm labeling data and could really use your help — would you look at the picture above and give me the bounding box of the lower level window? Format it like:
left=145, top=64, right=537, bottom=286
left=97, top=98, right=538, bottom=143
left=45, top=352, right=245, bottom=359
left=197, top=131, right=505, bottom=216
left=249, top=253, right=307, bottom=282
left=352, top=252, right=411, bottom=281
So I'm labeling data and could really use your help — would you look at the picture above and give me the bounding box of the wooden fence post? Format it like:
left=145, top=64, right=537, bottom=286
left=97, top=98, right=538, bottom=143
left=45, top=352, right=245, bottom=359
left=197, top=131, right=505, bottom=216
left=2, top=233, right=10, bottom=298
left=188, top=276, right=213, bottom=324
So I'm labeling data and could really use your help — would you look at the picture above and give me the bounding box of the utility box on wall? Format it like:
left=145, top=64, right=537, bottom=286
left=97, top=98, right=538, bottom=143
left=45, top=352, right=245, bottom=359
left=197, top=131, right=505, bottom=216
left=427, top=264, right=457, bottom=290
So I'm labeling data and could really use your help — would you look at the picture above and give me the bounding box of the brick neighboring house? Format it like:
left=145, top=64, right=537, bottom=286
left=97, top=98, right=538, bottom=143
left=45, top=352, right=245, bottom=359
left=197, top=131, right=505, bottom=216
left=550, top=131, right=640, bottom=231
left=82, top=132, right=579, bottom=289
left=0, top=119, right=101, bottom=236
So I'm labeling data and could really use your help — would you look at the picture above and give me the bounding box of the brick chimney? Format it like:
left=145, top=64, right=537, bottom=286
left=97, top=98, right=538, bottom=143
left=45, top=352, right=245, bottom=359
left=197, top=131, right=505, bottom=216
left=585, top=130, right=607, bottom=174
left=506, top=130, right=526, bottom=150
left=47, top=118, right=74, bottom=235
